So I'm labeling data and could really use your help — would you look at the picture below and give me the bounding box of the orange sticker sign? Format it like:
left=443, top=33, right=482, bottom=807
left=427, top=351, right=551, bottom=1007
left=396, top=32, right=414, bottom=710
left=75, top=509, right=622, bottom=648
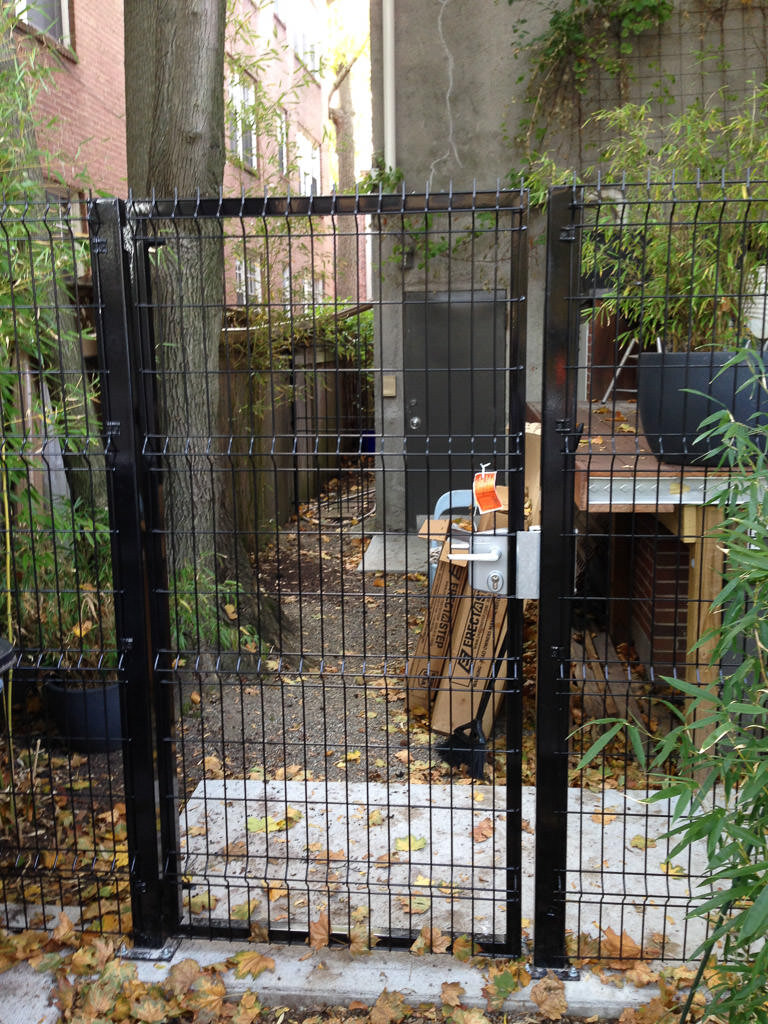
left=473, top=466, right=503, bottom=513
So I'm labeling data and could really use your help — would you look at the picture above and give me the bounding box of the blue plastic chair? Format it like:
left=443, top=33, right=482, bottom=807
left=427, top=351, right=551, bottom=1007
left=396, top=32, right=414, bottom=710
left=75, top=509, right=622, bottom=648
left=428, top=488, right=474, bottom=586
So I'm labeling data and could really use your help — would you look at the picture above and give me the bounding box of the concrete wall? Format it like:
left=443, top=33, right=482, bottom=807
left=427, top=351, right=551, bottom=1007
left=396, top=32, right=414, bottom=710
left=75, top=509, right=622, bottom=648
left=369, top=0, right=768, bottom=406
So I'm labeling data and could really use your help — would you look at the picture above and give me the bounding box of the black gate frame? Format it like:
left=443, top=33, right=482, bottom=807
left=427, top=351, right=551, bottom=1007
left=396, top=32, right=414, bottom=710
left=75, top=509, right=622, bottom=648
left=88, top=192, right=532, bottom=955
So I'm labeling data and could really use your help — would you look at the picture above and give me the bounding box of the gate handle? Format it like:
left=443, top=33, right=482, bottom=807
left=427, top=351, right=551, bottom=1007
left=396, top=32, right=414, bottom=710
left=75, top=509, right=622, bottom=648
left=447, top=546, right=502, bottom=563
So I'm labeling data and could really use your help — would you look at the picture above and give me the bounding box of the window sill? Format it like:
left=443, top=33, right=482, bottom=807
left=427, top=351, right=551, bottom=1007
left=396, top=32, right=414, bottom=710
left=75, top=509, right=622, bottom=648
left=15, top=20, right=78, bottom=63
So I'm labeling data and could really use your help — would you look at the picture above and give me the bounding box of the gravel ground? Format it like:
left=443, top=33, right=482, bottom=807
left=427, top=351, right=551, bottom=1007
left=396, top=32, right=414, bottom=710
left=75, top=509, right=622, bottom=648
left=175, top=470, right=469, bottom=796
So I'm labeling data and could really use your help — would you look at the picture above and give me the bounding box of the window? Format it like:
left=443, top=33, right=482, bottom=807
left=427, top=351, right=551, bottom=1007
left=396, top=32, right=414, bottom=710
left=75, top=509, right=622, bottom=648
left=16, top=0, right=70, bottom=46
left=229, top=78, right=256, bottom=169
left=296, top=131, right=320, bottom=196
left=277, top=110, right=289, bottom=176
left=275, top=0, right=320, bottom=72
left=234, top=258, right=262, bottom=306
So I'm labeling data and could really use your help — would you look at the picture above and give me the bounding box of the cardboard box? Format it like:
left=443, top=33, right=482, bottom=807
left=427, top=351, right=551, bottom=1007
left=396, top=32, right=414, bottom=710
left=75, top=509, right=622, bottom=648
left=429, top=587, right=508, bottom=735
left=405, top=535, right=468, bottom=713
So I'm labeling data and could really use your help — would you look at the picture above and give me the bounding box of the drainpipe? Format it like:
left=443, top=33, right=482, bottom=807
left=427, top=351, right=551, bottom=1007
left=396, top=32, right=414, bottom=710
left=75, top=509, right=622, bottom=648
left=382, top=0, right=396, bottom=170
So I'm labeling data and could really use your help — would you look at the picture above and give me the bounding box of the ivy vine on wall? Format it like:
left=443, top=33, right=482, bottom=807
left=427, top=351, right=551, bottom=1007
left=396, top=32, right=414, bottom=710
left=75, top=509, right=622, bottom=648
left=509, top=0, right=674, bottom=160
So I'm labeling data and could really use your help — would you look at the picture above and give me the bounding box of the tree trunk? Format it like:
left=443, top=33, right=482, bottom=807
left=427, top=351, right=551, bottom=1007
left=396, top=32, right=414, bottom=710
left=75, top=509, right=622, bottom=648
left=329, top=63, right=358, bottom=300
left=124, top=0, right=288, bottom=649
left=125, top=0, right=225, bottom=573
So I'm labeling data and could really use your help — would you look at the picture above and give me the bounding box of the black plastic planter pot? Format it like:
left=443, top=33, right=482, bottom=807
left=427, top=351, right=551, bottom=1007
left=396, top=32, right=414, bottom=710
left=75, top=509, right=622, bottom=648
left=637, top=350, right=768, bottom=467
left=45, top=679, right=122, bottom=754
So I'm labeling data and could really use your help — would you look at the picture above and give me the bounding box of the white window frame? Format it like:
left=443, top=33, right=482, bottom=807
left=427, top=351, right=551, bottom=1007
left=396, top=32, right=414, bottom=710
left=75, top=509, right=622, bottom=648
left=234, top=258, right=262, bottom=306
left=229, top=77, right=256, bottom=170
left=277, top=109, right=289, bottom=177
left=16, top=0, right=71, bottom=46
left=296, top=130, right=320, bottom=196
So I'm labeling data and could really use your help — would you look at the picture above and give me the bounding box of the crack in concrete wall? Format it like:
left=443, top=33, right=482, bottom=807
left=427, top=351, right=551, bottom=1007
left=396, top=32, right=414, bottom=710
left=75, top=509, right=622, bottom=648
left=428, top=0, right=463, bottom=188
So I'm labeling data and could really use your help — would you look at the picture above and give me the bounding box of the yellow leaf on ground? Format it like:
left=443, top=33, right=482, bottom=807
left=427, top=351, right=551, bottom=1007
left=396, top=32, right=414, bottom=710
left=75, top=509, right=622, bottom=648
left=591, top=806, right=618, bottom=826
left=229, top=950, right=276, bottom=979
left=394, top=834, right=426, bottom=852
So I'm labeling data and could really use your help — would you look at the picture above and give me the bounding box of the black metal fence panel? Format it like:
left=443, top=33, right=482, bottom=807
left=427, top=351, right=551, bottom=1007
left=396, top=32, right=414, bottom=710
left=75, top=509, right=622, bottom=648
left=536, top=182, right=768, bottom=966
left=88, top=192, right=528, bottom=954
left=5, top=181, right=758, bottom=969
left=0, top=198, right=131, bottom=938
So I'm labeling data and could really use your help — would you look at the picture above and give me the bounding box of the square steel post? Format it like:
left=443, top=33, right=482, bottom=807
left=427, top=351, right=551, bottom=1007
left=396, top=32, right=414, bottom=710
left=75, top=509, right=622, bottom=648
left=89, top=198, right=178, bottom=946
left=533, top=187, right=583, bottom=969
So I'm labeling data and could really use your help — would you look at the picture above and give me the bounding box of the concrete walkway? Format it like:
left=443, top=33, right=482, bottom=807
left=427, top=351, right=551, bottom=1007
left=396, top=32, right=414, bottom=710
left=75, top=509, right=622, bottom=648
left=1, top=938, right=665, bottom=1024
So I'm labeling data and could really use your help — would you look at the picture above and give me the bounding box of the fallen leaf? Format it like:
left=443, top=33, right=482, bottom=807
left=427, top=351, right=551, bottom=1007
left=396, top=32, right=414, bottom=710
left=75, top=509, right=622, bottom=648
left=186, top=891, right=218, bottom=915
left=308, top=912, right=330, bottom=950
left=591, top=806, right=618, bottom=826
left=52, top=912, right=76, bottom=946
left=601, top=927, right=643, bottom=964
left=231, top=898, right=260, bottom=920
left=398, top=895, right=431, bottom=915
left=452, top=934, right=482, bottom=962
left=661, top=861, right=685, bottom=877
left=624, top=961, right=659, bottom=988
left=482, top=960, right=531, bottom=1010
left=224, top=603, right=238, bottom=620
left=629, top=835, right=657, bottom=851
left=472, top=818, right=494, bottom=843
left=232, top=991, right=263, bottom=1024
left=229, top=950, right=276, bottom=979
left=369, top=988, right=409, bottom=1024
left=369, top=809, right=384, bottom=827
left=441, top=981, right=465, bottom=1007
left=530, top=970, right=567, bottom=1020
left=394, top=834, right=426, bottom=852
left=247, top=806, right=303, bottom=833
left=167, top=958, right=202, bottom=997
left=264, top=880, right=288, bottom=902
left=410, top=926, right=451, bottom=955
left=349, top=921, right=379, bottom=956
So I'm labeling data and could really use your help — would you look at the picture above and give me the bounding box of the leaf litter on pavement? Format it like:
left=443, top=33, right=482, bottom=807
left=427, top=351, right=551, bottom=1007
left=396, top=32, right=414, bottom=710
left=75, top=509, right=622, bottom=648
left=0, top=909, right=719, bottom=1024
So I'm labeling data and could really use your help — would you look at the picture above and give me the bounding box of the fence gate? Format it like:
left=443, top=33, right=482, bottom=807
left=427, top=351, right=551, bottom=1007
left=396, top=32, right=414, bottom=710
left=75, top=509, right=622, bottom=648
left=89, top=192, right=529, bottom=954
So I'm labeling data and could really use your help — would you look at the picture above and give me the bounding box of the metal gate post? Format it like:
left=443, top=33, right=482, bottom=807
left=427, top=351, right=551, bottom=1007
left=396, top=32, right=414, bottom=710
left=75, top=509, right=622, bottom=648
left=533, top=187, right=583, bottom=969
left=89, top=198, right=175, bottom=947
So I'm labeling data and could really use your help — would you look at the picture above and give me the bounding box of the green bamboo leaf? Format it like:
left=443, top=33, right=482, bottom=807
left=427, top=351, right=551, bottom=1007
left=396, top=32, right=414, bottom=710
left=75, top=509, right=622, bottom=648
left=575, top=720, right=625, bottom=769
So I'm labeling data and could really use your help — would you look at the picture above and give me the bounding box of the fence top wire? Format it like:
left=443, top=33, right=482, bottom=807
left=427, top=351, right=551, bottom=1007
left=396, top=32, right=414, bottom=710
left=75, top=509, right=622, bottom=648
left=119, top=189, right=528, bottom=221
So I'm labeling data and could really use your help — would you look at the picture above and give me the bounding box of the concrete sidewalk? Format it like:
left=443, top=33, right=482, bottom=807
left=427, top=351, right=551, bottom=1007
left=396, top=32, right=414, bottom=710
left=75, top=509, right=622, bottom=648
left=1, top=938, right=659, bottom=1024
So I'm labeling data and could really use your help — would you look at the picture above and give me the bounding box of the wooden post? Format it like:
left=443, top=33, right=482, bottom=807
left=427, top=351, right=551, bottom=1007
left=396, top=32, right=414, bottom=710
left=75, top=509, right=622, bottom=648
left=685, top=504, right=724, bottom=752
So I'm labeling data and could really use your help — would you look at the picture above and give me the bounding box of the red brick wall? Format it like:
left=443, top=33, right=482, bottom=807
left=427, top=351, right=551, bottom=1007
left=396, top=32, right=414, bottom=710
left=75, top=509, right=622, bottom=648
left=20, top=0, right=127, bottom=196
left=631, top=516, right=689, bottom=679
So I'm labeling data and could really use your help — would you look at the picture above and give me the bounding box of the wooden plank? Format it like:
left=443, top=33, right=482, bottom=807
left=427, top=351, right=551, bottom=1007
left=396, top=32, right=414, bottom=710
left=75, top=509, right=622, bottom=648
left=583, top=630, right=645, bottom=723
left=570, top=637, right=610, bottom=721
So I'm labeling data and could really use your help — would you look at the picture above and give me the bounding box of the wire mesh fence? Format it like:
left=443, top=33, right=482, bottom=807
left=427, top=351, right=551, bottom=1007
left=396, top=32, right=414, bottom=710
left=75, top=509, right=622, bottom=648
left=88, top=192, right=528, bottom=953
left=0, top=197, right=130, bottom=937
left=537, top=182, right=768, bottom=967
left=1, top=182, right=764, bottom=968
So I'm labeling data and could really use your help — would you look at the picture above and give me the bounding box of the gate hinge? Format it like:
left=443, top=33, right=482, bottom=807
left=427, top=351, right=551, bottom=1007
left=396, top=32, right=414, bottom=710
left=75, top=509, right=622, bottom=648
left=559, top=224, right=577, bottom=242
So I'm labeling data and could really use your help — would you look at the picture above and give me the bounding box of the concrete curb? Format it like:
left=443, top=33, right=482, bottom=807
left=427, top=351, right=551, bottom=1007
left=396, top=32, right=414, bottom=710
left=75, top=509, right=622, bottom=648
left=0, top=939, right=659, bottom=1023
